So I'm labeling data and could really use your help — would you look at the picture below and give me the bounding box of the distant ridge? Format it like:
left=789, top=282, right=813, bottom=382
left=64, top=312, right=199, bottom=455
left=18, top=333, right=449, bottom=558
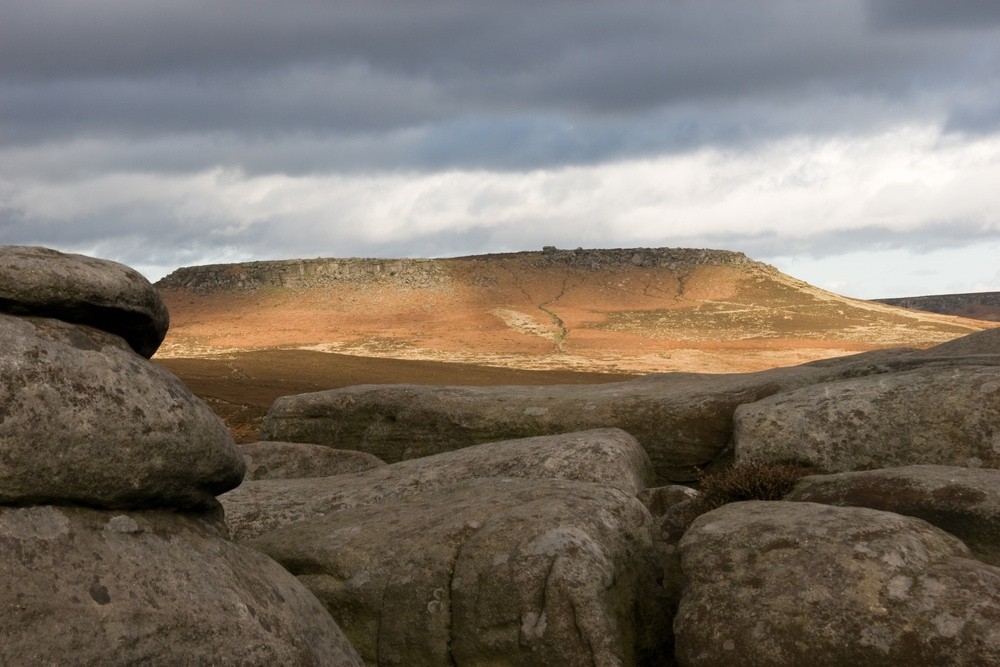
left=155, top=247, right=994, bottom=373
left=874, top=292, right=1000, bottom=323
left=156, top=247, right=760, bottom=294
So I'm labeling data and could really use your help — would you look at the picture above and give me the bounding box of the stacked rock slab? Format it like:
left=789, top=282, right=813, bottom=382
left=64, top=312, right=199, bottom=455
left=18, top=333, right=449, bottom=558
left=0, top=246, right=360, bottom=666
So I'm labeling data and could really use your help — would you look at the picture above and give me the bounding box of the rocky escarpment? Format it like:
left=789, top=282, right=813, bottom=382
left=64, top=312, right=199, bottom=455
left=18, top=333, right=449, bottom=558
left=155, top=247, right=763, bottom=294
left=157, top=256, right=451, bottom=292
left=0, top=246, right=361, bottom=666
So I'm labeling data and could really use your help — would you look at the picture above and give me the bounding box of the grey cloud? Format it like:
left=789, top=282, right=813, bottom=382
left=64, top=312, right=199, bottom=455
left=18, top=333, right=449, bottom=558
left=869, top=0, right=1000, bottom=30
left=3, top=0, right=999, bottom=168
left=711, top=221, right=1000, bottom=262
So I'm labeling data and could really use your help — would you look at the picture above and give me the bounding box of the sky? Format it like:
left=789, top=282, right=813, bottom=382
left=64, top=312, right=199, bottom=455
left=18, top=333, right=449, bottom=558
left=2, top=0, right=999, bottom=299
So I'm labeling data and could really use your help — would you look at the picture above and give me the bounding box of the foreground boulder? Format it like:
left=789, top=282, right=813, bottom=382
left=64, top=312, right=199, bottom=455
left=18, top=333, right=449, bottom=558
left=0, top=245, right=169, bottom=357
left=239, top=441, right=386, bottom=480
left=0, top=313, right=244, bottom=509
left=223, top=428, right=653, bottom=540
left=734, top=365, right=1000, bottom=472
left=675, top=501, right=1000, bottom=666
left=786, top=465, right=1000, bottom=566
left=249, top=477, right=670, bottom=666
left=0, top=246, right=362, bottom=665
left=0, top=505, right=360, bottom=666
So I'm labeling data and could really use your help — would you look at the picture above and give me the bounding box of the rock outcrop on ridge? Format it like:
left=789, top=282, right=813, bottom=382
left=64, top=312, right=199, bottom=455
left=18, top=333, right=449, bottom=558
left=0, top=246, right=361, bottom=666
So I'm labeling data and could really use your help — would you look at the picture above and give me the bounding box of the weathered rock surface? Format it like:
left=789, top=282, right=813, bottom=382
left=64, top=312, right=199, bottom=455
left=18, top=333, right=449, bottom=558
left=249, top=477, right=670, bottom=666
left=734, top=364, right=1000, bottom=473
left=787, top=465, right=1000, bottom=566
left=0, top=245, right=169, bottom=357
left=224, top=428, right=653, bottom=540
left=0, top=313, right=244, bottom=509
left=0, top=246, right=361, bottom=665
left=917, top=325, right=1000, bottom=356
left=239, top=441, right=385, bottom=480
left=0, top=504, right=361, bottom=666
left=260, top=350, right=923, bottom=482
left=675, top=501, right=1000, bottom=666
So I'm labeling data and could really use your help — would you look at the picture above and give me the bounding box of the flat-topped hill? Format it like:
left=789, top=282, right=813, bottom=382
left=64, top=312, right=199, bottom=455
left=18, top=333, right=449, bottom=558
left=155, top=247, right=993, bottom=373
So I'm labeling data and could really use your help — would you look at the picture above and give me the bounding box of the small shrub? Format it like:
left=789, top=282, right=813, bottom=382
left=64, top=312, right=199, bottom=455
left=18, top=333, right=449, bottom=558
left=697, top=460, right=815, bottom=512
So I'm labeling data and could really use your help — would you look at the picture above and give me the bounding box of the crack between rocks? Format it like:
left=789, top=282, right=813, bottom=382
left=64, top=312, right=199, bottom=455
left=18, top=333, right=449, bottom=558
left=446, top=521, right=485, bottom=667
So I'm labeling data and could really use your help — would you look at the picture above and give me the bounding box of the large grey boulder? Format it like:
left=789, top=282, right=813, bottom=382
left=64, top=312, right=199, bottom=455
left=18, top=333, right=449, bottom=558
left=0, top=504, right=361, bottom=666
left=0, top=245, right=169, bottom=357
left=258, top=351, right=918, bottom=482
left=734, top=364, right=1000, bottom=473
left=675, top=501, right=1000, bottom=666
left=0, top=313, right=244, bottom=509
left=249, top=477, right=670, bottom=666
left=786, top=465, right=1000, bottom=566
left=259, top=376, right=779, bottom=483
left=260, top=344, right=1000, bottom=482
left=223, top=428, right=654, bottom=540
left=240, top=441, right=386, bottom=480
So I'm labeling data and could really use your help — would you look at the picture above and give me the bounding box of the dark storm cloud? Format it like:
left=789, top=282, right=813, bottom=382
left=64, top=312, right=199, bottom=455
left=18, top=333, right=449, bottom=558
left=3, top=0, right=999, bottom=171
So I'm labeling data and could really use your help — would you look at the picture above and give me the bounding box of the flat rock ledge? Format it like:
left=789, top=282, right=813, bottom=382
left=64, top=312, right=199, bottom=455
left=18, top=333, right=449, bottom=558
left=223, top=428, right=653, bottom=541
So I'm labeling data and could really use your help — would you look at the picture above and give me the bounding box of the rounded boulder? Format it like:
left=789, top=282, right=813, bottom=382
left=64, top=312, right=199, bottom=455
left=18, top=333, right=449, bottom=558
left=0, top=245, right=169, bottom=358
left=0, top=314, right=245, bottom=509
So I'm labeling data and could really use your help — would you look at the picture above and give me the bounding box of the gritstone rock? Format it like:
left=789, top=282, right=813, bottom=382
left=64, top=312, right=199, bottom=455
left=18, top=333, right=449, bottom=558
left=0, top=246, right=362, bottom=665
left=0, top=505, right=361, bottom=666
left=0, top=313, right=244, bottom=509
left=675, top=501, right=1000, bottom=666
left=248, top=477, right=670, bottom=666
left=786, top=465, right=1000, bottom=566
left=734, top=364, right=1000, bottom=473
left=259, top=345, right=997, bottom=482
left=0, top=245, right=169, bottom=357
left=239, top=441, right=386, bottom=480
left=223, top=428, right=653, bottom=540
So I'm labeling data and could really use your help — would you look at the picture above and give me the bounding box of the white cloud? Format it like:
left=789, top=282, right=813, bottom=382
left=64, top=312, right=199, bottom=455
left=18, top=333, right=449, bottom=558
left=3, top=121, right=998, bottom=294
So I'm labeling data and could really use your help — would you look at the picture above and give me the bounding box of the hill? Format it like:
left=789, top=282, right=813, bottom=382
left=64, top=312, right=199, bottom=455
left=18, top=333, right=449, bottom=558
left=875, top=292, right=1000, bottom=322
left=154, top=247, right=993, bottom=374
